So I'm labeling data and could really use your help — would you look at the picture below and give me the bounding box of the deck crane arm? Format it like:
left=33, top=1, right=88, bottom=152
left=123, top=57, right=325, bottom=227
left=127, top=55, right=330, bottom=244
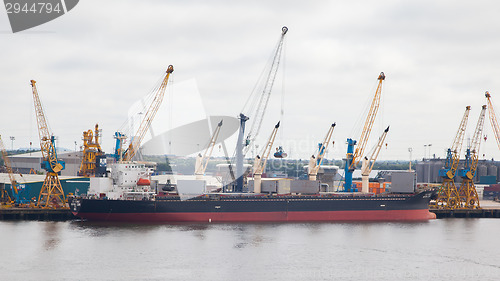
left=252, top=122, right=280, bottom=193
left=243, top=26, right=288, bottom=155
left=343, top=72, right=385, bottom=192
left=361, top=126, right=389, bottom=193
left=485, top=92, right=500, bottom=151
left=195, top=120, right=223, bottom=179
left=0, top=135, right=18, bottom=202
left=121, top=65, right=174, bottom=162
left=350, top=72, right=385, bottom=169
left=308, top=123, right=336, bottom=181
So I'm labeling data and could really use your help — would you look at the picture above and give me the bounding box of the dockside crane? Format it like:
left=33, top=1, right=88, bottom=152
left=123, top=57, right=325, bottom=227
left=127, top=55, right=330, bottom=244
left=457, top=105, right=486, bottom=209
left=360, top=126, right=390, bottom=193
left=78, top=124, right=104, bottom=177
left=242, top=26, right=288, bottom=156
left=485, top=91, right=500, bottom=151
left=195, top=120, right=223, bottom=180
left=433, top=106, right=471, bottom=209
left=308, top=123, right=336, bottom=181
left=115, top=65, right=174, bottom=162
left=30, top=80, right=66, bottom=208
left=0, top=135, right=18, bottom=205
left=252, top=122, right=280, bottom=193
left=343, top=72, right=385, bottom=192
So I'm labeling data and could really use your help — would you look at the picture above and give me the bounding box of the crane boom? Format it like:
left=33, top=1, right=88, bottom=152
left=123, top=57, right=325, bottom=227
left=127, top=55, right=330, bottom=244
left=195, top=120, right=223, bottom=179
left=350, top=72, right=385, bottom=169
left=308, top=123, right=336, bottom=181
left=31, top=80, right=63, bottom=173
left=30, top=80, right=66, bottom=208
left=243, top=26, right=288, bottom=155
left=433, top=106, right=471, bottom=210
left=361, top=126, right=389, bottom=193
left=252, top=122, right=280, bottom=193
left=343, top=72, right=385, bottom=192
left=458, top=105, right=486, bottom=209
left=485, top=91, right=500, bottom=151
left=120, top=65, right=174, bottom=162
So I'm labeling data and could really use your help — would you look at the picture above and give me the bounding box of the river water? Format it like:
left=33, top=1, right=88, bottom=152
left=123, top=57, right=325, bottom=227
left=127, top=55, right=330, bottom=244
left=1, top=219, right=499, bottom=281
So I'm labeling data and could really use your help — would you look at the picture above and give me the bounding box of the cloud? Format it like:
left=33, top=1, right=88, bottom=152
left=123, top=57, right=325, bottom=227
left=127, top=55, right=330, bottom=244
left=2, top=0, right=500, bottom=161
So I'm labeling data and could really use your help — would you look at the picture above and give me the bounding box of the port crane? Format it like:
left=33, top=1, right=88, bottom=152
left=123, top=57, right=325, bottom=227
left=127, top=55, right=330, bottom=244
left=457, top=105, right=486, bottom=209
left=308, top=123, right=336, bottom=181
left=433, top=106, right=471, bottom=209
left=114, top=65, right=174, bottom=162
left=0, top=135, right=18, bottom=205
left=252, top=122, right=280, bottom=193
left=485, top=91, right=500, bottom=151
left=78, top=124, right=104, bottom=177
left=242, top=26, right=288, bottom=156
left=360, top=126, right=390, bottom=193
left=343, top=72, right=385, bottom=192
left=30, top=80, right=66, bottom=208
left=195, top=120, right=223, bottom=180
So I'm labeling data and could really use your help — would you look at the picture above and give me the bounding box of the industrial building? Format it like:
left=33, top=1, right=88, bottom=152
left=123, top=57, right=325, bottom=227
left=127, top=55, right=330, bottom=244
left=415, top=158, right=500, bottom=184
left=7, top=150, right=83, bottom=176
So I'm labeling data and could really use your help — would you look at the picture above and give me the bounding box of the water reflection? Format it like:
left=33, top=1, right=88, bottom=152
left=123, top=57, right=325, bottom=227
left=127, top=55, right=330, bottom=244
left=42, top=222, right=60, bottom=251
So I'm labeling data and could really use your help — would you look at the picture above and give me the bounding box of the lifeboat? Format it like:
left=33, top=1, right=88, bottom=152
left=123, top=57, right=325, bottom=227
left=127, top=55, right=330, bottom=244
left=137, top=178, right=151, bottom=186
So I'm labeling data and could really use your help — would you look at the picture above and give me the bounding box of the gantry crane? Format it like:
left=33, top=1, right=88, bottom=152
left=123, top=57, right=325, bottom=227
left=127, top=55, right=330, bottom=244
left=485, top=91, right=500, bottom=151
left=195, top=120, right=223, bottom=180
left=243, top=26, right=288, bottom=156
left=78, top=124, right=104, bottom=177
left=115, top=65, right=174, bottom=162
left=457, top=105, right=486, bottom=209
left=308, top=123, right=336, bottom=181
left=433, top=106, right=471, bottom=209
left=252, top=122, right=280, bottom=193
left=360, top=126, right=389, bottom=193
left=30, top=80, right=66, bottom=208
left=343, top=72, right=385, bottom=192
left=0, top=135, right=18, bottom=205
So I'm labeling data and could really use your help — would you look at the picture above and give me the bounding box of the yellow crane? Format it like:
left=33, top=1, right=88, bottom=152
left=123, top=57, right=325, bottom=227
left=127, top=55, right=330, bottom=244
left=360, top=126, right=389, bottom=193
left=433, top=106, right=471, bottom=209
left=115, top=65, right=174, bottom=162
left=457, top=105, right=486, bottom=209
left=31, top=80, right=66, bottom=208
left=0, top=135, right=18, bottom=205
left=344, top=72, right=385, bottom=191
left=78, top=124, right=104, bottom=177
left=252, top=122, right=280, bottom=193
left=195, top=120, right=223, bottom=180
left=308, top=123, right=336, bottom=181
left=485, top=91, right=500, bottom=150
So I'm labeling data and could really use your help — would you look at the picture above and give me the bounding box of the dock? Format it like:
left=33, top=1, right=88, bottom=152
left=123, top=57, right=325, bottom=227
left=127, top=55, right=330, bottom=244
left=430, top=200, right=500, bottom=218
left=0, top=208, right=75, bottom=221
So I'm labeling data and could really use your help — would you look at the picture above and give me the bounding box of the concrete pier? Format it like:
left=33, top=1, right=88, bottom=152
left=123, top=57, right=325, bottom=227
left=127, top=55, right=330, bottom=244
left=431, top=200, right=500, bottom=218
left=0, top=208, right=75, bottom=221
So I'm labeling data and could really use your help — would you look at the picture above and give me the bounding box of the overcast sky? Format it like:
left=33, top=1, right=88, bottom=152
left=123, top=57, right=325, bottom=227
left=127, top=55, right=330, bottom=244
left=2, top=0, right=500, bottom=162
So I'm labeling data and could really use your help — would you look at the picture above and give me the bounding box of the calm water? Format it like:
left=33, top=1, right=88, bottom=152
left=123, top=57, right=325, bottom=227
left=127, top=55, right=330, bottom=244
left=1, top=219, right=499, bottom=281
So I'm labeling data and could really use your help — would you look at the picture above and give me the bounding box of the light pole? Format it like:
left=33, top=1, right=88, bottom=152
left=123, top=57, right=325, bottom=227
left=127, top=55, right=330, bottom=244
left=427, top=144, right=432, bottom=159
left=9, top=136, right=15, bottom=151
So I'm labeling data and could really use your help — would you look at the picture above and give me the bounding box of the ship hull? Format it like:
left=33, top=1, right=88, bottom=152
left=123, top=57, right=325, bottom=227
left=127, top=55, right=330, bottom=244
left=71, top=191, right=436, bottom=223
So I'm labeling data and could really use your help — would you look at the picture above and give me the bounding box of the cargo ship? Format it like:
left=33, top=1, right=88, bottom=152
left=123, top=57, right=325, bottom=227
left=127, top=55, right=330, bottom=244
left=70, top=162, right=436, bottom=222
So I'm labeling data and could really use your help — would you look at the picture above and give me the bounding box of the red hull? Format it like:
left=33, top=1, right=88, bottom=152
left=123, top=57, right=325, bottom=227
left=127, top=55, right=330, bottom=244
left=74, top=209, right=436, bottom=223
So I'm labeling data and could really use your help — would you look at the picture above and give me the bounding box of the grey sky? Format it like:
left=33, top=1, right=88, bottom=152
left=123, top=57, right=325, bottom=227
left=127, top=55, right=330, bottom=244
left=1, top=0, right=500, bottom=161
